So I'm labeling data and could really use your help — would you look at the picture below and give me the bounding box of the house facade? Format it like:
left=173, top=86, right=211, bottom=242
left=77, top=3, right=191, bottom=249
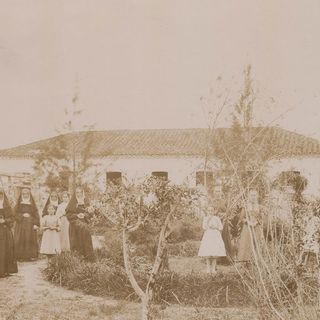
left=1, top=127, right=320, bottom=202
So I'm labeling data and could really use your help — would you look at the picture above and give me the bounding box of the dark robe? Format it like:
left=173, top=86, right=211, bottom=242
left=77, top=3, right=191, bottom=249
left=14, top=194, right=40, bottom=261
left=66, top=195, right=93, bottom=259
left=221, top=219, right=234, bottom=259
left=0, top=194, right=18, bottom=277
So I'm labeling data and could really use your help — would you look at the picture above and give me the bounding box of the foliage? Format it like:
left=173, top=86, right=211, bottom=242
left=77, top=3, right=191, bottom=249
left=168, top=217, right=203, bottom=243
left=272, top=171, right=308, bottom=203
left=235, top=192, right=320, bottom=320
left=202, top=66, right=319, bottom=319
left=100, top=177, right=199, bottom=230
left=44, top=251, right=251, bottom=308
left=97, top=177, right=200, bottom=319
left=202, top=66, right=272, bottom=222
left=32, top=104, right=96, bottom=193
left=167, top=240, right=200, bottom=257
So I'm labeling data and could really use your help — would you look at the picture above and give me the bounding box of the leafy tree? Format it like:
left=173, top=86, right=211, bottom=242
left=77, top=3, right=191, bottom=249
left=99, top=177, right=199, bottom=320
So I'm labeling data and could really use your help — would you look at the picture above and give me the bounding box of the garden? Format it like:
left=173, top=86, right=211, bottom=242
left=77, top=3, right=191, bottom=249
left=42, top=174, right=320, bottom=320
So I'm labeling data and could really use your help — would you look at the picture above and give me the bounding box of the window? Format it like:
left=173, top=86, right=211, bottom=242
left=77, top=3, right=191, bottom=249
left=151, top=171, right=168, bottom=180
left=277, top=171, right=301, bottom=186
left=106, top=171, right=122, bottom=185
left=196, top=171, right=214, bottom=187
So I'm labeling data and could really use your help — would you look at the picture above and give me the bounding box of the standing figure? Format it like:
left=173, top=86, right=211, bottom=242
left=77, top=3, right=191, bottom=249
left=221, top=213, right=235, bottom=260
left=14, top=188, right=40, bottom=261
left=55, top=191, right=70, bottom=251
left=66, top=187, right=94, bottom=259
left=40, top=204, right=61, bottom=264
left=236, top=189, right=261, bottom=264
left=0, top=189, right=18, bottom=277
left=42, top=191, right=60, bottom=217
left=198, top=206, right=226, bottom=274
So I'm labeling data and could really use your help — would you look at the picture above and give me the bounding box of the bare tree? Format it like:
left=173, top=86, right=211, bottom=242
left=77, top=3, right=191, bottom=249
left=33, top=89, right=95, bottom=194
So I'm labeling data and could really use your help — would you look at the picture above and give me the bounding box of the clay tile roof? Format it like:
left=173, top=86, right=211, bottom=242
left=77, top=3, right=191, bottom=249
left=0, top=127, right=319, bottom=159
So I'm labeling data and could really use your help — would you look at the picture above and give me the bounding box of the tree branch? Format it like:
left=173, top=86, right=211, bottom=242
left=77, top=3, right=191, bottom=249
left=146, top=204, right=177, bottom=293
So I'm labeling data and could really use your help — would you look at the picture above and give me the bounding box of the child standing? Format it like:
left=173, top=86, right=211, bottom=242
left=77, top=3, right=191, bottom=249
left=55, top=191, right=70, bottom=251
left=198, top=206, right=226, bottom=274
left=40, top=204, right=61, bottom=263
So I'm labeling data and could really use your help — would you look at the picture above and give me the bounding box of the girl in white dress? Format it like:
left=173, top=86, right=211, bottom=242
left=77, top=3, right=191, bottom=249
left=55, top=191, right=70, bottom=251
left=40, top=204, right=61, bottom=263
left=198, top=206, right=226, bottom=274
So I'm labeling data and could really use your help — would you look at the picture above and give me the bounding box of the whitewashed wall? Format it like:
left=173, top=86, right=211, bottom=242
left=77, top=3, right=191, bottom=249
left=1, top=155, right=320, bottom=197
left=88, top=155, right=206, bottom=189
left=0, top=158, right=34, bottom=174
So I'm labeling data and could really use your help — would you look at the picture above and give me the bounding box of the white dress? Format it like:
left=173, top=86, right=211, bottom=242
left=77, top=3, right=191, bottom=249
left=198, top=215, right=226, bottom=257
left=55, top=202, right=70, bottom=251
left=40, top=215, right=61, bottom=255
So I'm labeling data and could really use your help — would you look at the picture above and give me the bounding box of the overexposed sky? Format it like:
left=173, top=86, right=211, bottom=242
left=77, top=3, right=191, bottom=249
left=1, top=0, right=320, bottom=149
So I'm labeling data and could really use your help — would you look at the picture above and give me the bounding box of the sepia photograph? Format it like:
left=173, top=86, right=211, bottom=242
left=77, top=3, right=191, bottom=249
left=1, top=1, right=320, bottom=319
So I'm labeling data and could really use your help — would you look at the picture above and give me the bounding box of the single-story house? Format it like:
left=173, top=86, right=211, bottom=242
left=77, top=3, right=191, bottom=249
left=1, top=127, right=320, bottom=202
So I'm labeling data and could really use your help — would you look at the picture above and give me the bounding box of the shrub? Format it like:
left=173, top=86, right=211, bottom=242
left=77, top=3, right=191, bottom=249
left=99, top=229, right=124, bottom=265
left=239, top=210, right=320, bottom=320
left=153, top=271, right=250, bottom=308
left=169, top=217, right=203, bottom=243
left=167, top=240, right=200, bottom=257
left=44, top=252, right=135, bottom=299
left=44, top=251, right=250, bottom=308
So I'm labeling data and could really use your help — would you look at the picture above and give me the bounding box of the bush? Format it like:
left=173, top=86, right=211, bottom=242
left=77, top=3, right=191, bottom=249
left=44, top=251, right=135, bottom=299
left=101, top=229, right=124, bottom=265
left=169, top=217, right=203, bottom=243
left=44, top=251, right=250, bottom=308
left=153, top=271, right=250, bottom=308
left=167, top=240, right=200, bottom=257
left=239, top=214, right=320, bottom=320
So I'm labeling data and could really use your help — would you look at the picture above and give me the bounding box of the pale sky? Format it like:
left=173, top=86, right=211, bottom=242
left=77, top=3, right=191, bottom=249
left=1, top=0, right=320, bottom=149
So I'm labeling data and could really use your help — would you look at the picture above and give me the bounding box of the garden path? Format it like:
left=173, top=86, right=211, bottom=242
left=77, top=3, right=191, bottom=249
left=0, top=259, right=257, bottom=320
left=0, top=259, right=134, bottom=320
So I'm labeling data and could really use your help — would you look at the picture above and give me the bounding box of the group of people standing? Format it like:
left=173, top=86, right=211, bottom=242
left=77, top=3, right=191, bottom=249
left=198, top=189, right=261, bottom=274
left=0, top=186, right=94, bottom=278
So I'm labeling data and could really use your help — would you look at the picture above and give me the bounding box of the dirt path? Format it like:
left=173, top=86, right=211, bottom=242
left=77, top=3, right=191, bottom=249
left=0, top=260, right=257, bottom=320
left=0, top=259, right=137, bottom=320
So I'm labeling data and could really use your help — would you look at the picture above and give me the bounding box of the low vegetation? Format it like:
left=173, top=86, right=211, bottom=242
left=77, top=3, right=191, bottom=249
left=44, top=250, right=250, bottom=309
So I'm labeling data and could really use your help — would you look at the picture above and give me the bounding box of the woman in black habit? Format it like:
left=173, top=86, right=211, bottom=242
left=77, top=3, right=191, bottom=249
left=14, top=187, right=40, bottom=261
left=66, top=187, right=94, bottom=259
left=0, top=189, right=18, bottom=278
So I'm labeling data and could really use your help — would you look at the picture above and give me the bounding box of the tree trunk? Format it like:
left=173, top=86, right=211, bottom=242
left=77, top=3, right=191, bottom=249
left=123, top=228, right=155, bottom=319
left=141, top=297, right=152, bottom=320
left=122, top=229, right=145, bottom=300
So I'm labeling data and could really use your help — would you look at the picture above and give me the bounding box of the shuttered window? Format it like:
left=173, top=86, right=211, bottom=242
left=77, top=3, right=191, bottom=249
left=196, top=171, right=214, bottom=187
left=106, top=171, right=122, bottom=185
left=151, top=171, right=168, bottom=180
